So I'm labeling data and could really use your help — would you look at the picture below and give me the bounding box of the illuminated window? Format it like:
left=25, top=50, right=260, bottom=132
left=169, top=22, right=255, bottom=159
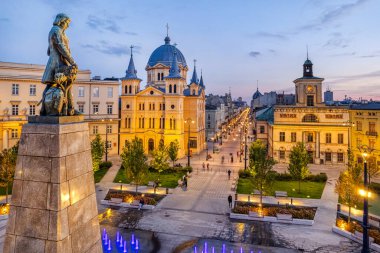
left=302, top=114, right=318, bottom=122
left=326, top=133, right=331, bottom=144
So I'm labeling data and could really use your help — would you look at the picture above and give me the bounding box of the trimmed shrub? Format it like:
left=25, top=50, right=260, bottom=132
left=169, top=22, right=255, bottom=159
left=99, top=161, right=113, bottom=170
left=238, top=169, right=251, bottom=178
left=274, top=172, right=327, bottom=182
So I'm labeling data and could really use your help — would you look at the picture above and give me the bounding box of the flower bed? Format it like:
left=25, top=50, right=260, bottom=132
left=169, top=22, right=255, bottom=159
left=232, top=201, right=317, bottom=220
left=336, top=217, right=380, bottom=245
left=104, top=189, right=165, bottom=206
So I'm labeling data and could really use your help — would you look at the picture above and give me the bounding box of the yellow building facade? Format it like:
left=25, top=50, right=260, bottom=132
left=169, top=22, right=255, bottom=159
left=258, top=58, right=350, bottom=164
left=350, top=104, right=380, bottom=166
left=119, top=36, right=206, bottom=157
left=0, top=61, right=120, bottom=154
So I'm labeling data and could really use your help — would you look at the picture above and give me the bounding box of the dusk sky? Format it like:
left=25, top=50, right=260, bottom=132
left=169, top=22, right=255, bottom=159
left=1, top=0, right=380, bottom=101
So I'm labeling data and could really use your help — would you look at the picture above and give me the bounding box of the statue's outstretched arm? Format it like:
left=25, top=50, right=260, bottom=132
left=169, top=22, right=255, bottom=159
left=53, top=31, right=75, bottom=65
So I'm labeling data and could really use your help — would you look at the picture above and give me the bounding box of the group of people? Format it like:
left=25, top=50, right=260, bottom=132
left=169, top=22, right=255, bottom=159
left=202, top=162, right=210, bottom=170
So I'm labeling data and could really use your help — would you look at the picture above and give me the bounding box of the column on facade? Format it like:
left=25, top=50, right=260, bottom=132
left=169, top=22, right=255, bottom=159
left=2, top=129, right=9, bottom=150
left=316, top=131, right=320, bottom=159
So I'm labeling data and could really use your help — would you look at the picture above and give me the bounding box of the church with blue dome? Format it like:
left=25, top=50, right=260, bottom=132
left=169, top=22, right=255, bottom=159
left=119, top=33, right=206, bottom=157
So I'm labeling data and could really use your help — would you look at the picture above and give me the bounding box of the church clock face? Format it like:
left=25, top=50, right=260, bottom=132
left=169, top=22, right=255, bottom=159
left=306, top=85, right=314, bottom=93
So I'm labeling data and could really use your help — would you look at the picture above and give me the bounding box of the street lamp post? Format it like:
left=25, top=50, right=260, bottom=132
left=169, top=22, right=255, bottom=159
left=359, top=145, right=373, bottom=253
left=362, top=156, right=370, bottom=253
left=239, top=129, right=242, bottom=162
left=206, top=141, right=209, bottom=161
left=185, top=118, right=194, bottom=167
left=102, top=118, right=113, bottom=162
left=244, top=124, right=248, bottom=170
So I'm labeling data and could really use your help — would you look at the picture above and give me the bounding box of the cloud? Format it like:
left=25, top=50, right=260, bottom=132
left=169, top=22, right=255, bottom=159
left=268, top=49, right=276, bottom=54
left=248, top=51, right=261, bottom=58
left=86, top=15, right=121, bottom=33
left=329, top=52, right=356, bottom=57
left=298, top=0, right=369, bottom=31
left=125, top=31, right=138, bottom=36
left=82, top=41, right=141, bottom=56
left=359, top=53, right=380, bottom=58
left=252, top=32, right=287, bottom=40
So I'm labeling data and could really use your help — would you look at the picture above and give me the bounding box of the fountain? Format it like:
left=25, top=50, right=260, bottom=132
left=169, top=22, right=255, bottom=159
left=193, top=241, right=263, bottom=253
left=102, top=229, right=143, bottom=252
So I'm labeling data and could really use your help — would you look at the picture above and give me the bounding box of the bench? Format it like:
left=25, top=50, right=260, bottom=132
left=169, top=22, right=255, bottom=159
left=131, top=200, right=140, bottom=207
left=253, top=190, right=262, bottom=195
left=110, top=198, right=123, bottom=204
left=248, top=211, right=262, bottom=218
left=353, top=231, right=375, bottom=244
left=275, top=191, right=288, bottom=198
left=276, top=214, right=293, bottom=221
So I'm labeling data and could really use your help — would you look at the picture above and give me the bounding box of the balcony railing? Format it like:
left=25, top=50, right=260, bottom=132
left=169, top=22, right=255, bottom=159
left=366, top=131, right=378, bottom=136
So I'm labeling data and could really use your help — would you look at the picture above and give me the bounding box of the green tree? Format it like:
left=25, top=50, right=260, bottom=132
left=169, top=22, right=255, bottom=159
left=335, top=150, right=362, bottom=223
left=121, top=137, right=148, bottom=193
left=168, top=140, right=180, bottom=167
left=288, top=142, right=310, bottom=193
left=248, top=140, right=276, bottom=206
left=91, top=134, right=104, bottom=172
left=0, top=142, right=19, bottom=203
left=150, top=141, right=170, bottom=180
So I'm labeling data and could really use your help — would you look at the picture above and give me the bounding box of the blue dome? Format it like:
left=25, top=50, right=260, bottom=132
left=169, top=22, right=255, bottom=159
left=147, top=36, right=187, bottom=68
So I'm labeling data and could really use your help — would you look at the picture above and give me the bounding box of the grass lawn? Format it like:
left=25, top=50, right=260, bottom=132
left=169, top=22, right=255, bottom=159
left=237, top=178, right=326, bottom=199
left=113, top=167, right=186, bottom=188
left=94, top=167, right=110, bottom=183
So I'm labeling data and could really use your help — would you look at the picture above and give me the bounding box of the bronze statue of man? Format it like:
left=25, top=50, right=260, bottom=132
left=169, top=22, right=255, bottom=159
left=41, top=13, right=77, bottom=116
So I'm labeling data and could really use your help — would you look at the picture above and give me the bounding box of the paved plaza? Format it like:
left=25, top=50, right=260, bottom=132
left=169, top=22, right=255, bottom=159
left=0, top=129, right=368, bottom=252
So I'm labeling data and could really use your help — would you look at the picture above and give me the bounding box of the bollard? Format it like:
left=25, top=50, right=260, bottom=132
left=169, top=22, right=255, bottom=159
left=277, top=201, right=280, bottom=206
left=166, top=188, right=169, bottom=194
left=248, top=195, right=250, bottom=202
left=291, top=198, right=293, bottom=205
left=235, top=193, right=238, bottom=201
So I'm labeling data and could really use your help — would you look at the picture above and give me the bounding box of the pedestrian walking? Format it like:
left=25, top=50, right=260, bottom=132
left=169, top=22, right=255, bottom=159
left=231, top=156, right=233, bottom=163
left=138, top=198, right=145, bottom=210
left=202, top=162, right=205, bottom=170
left=228, top=169, right=231, bottom=180
left=228, top=194, right=233, bottom=208
left=206, top=163, right=209, bottom=170
left=237, top=151, right=239, bottom=157
left=183, top=176, right=188, bottom=190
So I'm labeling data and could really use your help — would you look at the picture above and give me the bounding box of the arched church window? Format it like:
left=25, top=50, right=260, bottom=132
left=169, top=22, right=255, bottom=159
left=302, top=114, right=318, bottom=122
left=129, top=85, right=132, bottom=94
left=161, top=73, right=164, bottom=80
left=192, top=89, right=196, bottom=95
left=157, top=73, right=160, bottom=81
left=173, top=84, right=177, bottom=93
left=169, top=84, right=172, bottom=93
left=125, top=86, right=128, bottom=94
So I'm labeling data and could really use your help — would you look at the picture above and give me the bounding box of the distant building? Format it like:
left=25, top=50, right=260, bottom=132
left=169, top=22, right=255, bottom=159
left=350, top=103, right=380, bottom=166
left=0, top=61, right=120, bottom=154
left=324, top=89, right=334, bottom=104
left=256, top=57, right=350, bottom=164
left=251, top=88, right=294, bottom=110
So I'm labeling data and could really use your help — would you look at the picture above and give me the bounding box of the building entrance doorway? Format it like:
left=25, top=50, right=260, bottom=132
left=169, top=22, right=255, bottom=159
left=308, top=151, right=314, bottom=164
left=148, top=139, right=154, bottom=152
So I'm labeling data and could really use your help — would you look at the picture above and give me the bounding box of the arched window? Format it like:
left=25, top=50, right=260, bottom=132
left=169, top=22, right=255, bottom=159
left=157, top=73, right=160, bottom=81
left=192, top=89, right=196, bottom=95
left=173, top=84, right=177, bottom=93
left=129, top=85, right=132, bottom=94
left=161, top=73, right=164, bottom=80
left=170, top=119, right=172, bottom=129
left=173, top=119, right=176, bottom=129
left=125, top=86, right=128, bottom=94
left=302, top=114, right=318, bottom=122
left=169, top=84, right=172, bottom=93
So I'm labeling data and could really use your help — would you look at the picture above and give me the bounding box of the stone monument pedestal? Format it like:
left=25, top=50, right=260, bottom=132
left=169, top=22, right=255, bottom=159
left=3, top=116, right=102, bottom=253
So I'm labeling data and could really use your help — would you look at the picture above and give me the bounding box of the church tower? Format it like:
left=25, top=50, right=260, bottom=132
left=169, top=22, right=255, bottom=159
left=294, top=54, right=324, bottom=107
left=121, top=46, right=141, bottom=96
